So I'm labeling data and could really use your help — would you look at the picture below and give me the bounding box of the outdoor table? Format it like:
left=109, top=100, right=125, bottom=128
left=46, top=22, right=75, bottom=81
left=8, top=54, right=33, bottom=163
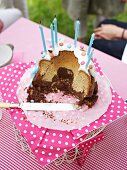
left=0, top=18, right=127, bottom=170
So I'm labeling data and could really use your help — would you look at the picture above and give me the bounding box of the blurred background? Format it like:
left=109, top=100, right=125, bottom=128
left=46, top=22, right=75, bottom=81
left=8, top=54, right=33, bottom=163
left=28, top=0, right=127, bottom=43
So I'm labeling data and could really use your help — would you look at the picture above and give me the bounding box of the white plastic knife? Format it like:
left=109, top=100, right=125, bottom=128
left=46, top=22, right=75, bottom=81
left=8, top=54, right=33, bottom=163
left=0, top=102, right=77, bottom=111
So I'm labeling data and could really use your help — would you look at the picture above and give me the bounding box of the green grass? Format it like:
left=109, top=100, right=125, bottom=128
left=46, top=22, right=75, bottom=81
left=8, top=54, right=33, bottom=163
left=28, top=0, right=74, bottom=38
left=28, top=0, right=127, bottom=43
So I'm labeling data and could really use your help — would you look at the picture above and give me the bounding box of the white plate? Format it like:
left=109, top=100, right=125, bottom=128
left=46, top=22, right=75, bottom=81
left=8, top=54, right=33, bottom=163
left=0, top=44, right=13, bottom=67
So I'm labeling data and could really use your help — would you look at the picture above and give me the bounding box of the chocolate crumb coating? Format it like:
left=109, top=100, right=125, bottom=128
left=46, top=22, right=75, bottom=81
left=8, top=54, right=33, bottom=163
left=27, top=67, right=98, bottom=107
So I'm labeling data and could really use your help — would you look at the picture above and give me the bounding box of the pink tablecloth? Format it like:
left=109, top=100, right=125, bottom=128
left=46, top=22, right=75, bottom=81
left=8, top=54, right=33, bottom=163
left=0, top=106, right=127, bottom=170
left=0, top=56, right=127, bottom=168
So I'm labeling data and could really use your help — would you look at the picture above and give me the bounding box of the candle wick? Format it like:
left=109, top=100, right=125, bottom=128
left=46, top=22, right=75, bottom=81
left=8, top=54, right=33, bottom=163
left=39, top=20, right=42, bottom=25
left=52, top=23, right=55, bottom=30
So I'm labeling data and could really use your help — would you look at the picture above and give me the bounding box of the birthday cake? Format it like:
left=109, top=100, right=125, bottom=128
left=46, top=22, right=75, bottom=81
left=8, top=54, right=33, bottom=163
left=27, top=48, right=98, bottom=107
left=26, top=19, right=98, bottom=108
left=16, top=19, right=112, bottom=130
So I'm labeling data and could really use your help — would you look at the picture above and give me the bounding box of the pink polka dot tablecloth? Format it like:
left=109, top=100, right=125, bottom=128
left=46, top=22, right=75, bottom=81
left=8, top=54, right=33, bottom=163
left=0, top=59, right=126, bottom=167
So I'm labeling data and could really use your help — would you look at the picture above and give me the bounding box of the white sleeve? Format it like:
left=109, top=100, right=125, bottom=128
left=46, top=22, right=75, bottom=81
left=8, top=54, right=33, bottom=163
left=122, top=43, right=127, bottom=64
left=0, top=8, right=22, bottom=31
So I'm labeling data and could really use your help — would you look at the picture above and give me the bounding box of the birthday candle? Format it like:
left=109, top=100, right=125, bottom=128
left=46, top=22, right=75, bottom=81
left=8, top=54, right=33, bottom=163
left=50, top=23, right=55, bottom=49
left=74, top=20, right=80, bottom=48
left=87, top=33, right=95, bottom=56
left=53, top=16, right=58, bottom=45
left=86, top=49, right=94, bottom=69
left=39, top=25, right=47, bottom=53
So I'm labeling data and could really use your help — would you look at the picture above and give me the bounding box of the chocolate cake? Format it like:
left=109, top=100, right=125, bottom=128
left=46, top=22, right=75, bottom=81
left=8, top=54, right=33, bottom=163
left=27, top=50, right=98, bottom=108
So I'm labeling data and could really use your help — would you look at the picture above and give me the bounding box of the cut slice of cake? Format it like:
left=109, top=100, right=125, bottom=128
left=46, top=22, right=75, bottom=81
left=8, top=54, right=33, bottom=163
left=27, top=48, right=98, bottom=108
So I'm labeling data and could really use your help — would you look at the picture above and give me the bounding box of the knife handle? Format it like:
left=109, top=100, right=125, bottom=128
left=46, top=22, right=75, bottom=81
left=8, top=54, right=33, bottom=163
left=0, top=102, right=19, bottom=108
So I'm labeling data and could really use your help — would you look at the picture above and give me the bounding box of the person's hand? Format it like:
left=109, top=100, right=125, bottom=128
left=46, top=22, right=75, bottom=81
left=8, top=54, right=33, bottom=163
left=0, top=19, right=3, bottom=33
left=94, top=24, right=124, bottom=40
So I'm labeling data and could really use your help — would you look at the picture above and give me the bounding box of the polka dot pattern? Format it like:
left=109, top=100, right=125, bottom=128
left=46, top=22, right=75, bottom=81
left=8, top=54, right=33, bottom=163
left=0, top=62, right=80, bottom=166
left=0, top=61, right=126, bottom=167
left=77, top=132, right=104, bottom=166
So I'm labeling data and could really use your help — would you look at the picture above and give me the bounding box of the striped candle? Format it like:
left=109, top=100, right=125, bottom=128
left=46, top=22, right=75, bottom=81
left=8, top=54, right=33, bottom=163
left=53, top=16, right=58, bottom=45
left=85, top=49, right=94, bottom=69
left=87, top=33, right=95, bottom=56
left=39, top=25, right=47, bottom=53
left=74, top=20, right=80, bottom=48
left=50, top=23, right=55, bottom=49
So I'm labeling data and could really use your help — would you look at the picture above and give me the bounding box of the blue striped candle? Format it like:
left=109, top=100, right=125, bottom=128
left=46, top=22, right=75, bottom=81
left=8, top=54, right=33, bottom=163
left=87, top=33, right=95, bottom=56
left=39, top=25, right=47, bottom=53
left=74, top=20, right=80, bottom=48
left=50, top=23, right=55, bottom=49
left=53, top=16, right=58, bottom=45
left=85, top=49, right=94, bottom=69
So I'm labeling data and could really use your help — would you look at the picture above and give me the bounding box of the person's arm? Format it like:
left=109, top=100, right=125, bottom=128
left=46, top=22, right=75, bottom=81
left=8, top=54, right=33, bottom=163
left=94, top=24, right=127, bottom=40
